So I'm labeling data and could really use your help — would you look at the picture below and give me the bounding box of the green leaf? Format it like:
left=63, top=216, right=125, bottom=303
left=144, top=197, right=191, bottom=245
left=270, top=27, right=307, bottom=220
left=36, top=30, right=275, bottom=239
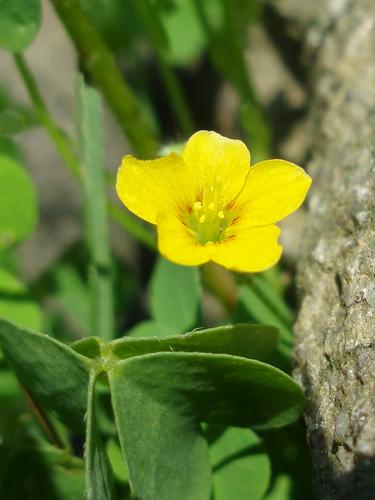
left=108, top=352, right=304, bottom=499
left=264, top=475, right=292, bottom=500
left=111, top=323, right=279, bottom=361
left=150, top=256, right=201, bottom=335
left=108, top=351, right=303, bottom=499
left=0, top=319, right=91, bottom=433
left=0, top=0, right=41, bottom=52
left=107, top=438, right=129, bottom=484
left=209, top=427, right=270, bottom=500
left=0, top=268, right=43, bottom=331
left=160, top=0, right=205, bottom=64
left=159, top=0, right=223, bottom=64
left=71, top=336, right=102, bottom=359
left=109, top=352, right=304, bottom=431
left=0, top=155, right=38, bottom=249
left=109, top=360, right=212, bottom=500
left=85, top=373, right=115, bottom=500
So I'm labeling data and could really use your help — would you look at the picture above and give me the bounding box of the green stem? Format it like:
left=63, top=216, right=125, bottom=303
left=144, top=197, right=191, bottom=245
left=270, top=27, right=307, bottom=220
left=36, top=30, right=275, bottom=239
left=13, top=53, right=156, bottom=250
left=220, top=0, right=271, bottom=159
left=135, top=0, right=195, bottom=136
left=220, top=0, right=255, bottom=103
left=13, top=53, right=81, bottom=178
left=77, top=77, right=115, bottom=340
left=157, top=54, right=195, bottom=136
left=49, top=0, right=158, bottom=158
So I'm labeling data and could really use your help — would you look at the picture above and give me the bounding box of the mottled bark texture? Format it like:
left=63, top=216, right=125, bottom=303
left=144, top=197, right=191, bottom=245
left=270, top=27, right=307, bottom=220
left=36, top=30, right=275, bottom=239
left=268, top=0, right=375, bottom=497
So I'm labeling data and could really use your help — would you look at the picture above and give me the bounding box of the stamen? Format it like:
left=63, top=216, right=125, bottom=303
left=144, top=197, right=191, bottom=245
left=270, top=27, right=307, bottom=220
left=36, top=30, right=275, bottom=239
left=183, top=181, right=238, bottom=245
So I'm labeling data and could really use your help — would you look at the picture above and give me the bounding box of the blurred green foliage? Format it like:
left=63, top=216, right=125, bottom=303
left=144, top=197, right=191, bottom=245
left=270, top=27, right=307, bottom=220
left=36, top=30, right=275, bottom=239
left=0, top=0, right=312, bottom=499
left=0, top=0, right=41, bottom=52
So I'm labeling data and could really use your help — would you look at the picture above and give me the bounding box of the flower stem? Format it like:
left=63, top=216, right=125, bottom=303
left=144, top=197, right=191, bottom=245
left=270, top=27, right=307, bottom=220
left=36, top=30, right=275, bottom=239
left=77, top=77, right=115, bottom=341
left=49, top=0, right=158, bottom=158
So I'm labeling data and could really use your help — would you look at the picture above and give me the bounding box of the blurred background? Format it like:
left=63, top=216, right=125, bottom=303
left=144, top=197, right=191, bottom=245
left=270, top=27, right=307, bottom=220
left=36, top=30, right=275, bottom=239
left=0, top=1, right=317, bottom=498
left=0, top=0, right=309, bottom=336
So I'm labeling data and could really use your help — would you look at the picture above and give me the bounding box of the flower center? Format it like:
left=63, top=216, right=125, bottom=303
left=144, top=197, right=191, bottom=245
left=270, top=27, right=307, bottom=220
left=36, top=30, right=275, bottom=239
left=183, top=184, right=235, bottom=245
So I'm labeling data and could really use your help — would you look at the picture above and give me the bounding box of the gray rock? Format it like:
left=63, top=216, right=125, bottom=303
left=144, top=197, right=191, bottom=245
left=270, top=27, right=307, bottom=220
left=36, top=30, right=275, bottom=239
left=269, top=0, right=375, bottom=497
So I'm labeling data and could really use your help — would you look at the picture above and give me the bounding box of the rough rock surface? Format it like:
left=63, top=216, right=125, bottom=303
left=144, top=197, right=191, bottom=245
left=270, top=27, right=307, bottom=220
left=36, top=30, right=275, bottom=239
left=273, top=0, right=375, bottom=497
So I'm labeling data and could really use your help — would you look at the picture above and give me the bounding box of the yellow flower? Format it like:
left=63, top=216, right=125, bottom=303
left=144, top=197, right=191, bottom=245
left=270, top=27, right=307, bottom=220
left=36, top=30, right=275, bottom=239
left=116, top=131, right=311, bottom=273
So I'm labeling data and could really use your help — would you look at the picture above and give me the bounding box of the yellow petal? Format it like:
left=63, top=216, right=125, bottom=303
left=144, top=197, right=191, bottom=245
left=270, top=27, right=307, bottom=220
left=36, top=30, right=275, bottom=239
left=182, top=130, right=250, bottom=204
left=211, top=224, right=282, bottom=273
left=157, top=212, right=211, bottom=266
left=235, top=159, right=312, bottom=226
left=116, top=153, right=193, bottom=224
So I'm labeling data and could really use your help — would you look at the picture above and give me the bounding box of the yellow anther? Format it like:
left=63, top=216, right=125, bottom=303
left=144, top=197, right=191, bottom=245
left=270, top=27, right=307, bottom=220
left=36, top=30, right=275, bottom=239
left=218, top=211, right=225, bottom=219
left=193, top=201, right=202, bottom=210
left=210, top=185, right=214, bottom=192
left=208, top=202, right=215, bottom=210
left=199, top=215, right=206, bottom=224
